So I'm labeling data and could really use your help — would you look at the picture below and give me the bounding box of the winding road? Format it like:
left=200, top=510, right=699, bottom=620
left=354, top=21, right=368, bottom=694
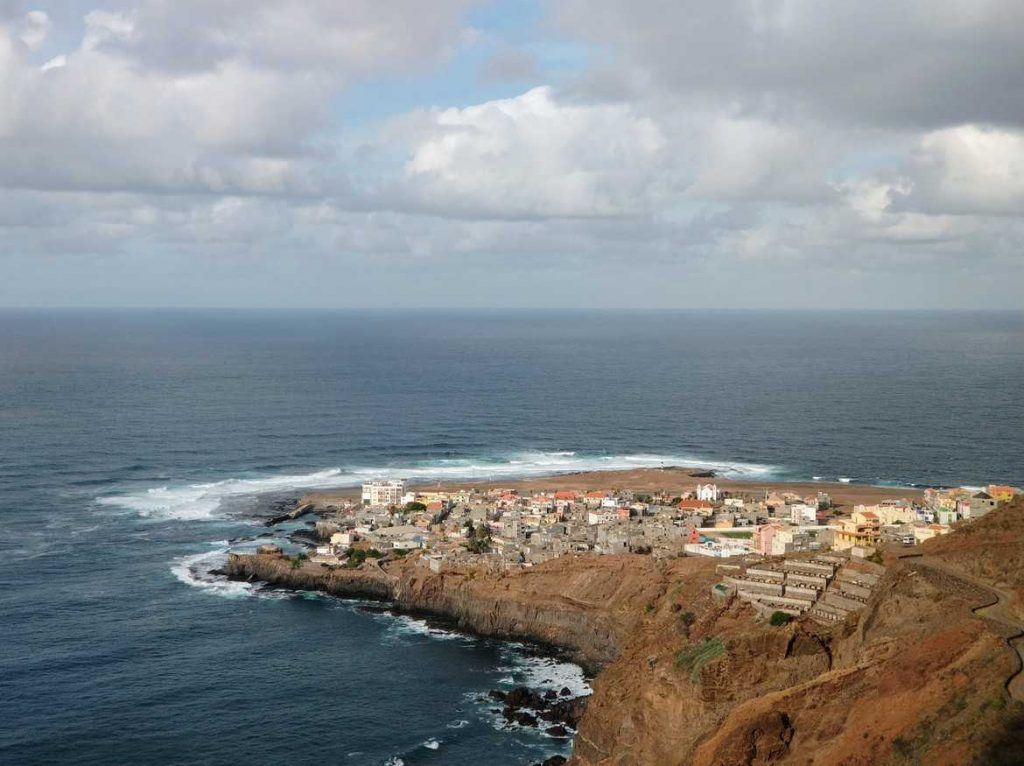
left=898, top=552, right=1024, bottom=704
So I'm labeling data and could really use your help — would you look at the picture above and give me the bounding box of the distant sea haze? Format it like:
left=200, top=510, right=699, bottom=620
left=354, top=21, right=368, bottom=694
left=0, top=309, right=1021, bottom=764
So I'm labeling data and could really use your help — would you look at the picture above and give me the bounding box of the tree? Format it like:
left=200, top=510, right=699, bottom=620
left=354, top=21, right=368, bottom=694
left=404, top=501, right=427, bottom=512
left=769, top=611, right=793, bottom=627
left=463, top=522, right=492, bottom=554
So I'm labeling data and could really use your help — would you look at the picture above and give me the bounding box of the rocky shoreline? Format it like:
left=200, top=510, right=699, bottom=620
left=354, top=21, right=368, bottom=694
left=223, top=502, right=1024, bottom=765
left=224, top=550, right=607, bottom=762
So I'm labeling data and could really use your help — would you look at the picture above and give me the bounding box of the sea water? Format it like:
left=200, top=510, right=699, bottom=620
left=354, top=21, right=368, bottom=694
left=1, top=309, right=1021, bottom=764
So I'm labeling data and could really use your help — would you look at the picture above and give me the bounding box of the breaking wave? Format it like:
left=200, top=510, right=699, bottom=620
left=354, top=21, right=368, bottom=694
left=98, top=450, right=781, bottom=521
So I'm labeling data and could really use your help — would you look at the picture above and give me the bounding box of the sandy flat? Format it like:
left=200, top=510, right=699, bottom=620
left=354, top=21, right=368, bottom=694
left=300, top=467, right=922, bottom=510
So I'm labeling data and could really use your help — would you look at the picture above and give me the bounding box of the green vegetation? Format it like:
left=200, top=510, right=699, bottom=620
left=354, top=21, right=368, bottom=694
left=680, top=611, right=696, bottom=627
left=675, top=636, right=726, bottom=682
left=719, top=530, right=753, bottom=539
left=344, top=547, right=384, bottom=568
left=289, top=552, right=309, bottom=569
left=462, top=521, right=493, bottom=554
left=770, top=611, right=794, bottom=627
left=403, top=501, right=427, bottom=512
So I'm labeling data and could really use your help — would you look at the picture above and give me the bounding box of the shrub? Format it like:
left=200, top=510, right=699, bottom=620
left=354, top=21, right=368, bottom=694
left=675, top=637, right=726, bottom=682
left=403, top=501, right=427, bottom=512
left=769, top=611, right=794, bottom=627
left=344, top=547, right=384, bottom=568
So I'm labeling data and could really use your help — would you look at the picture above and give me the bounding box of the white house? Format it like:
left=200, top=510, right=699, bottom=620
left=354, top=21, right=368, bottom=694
left=789, top=503, right=817, bottom=525
left=695, top=484, right=719, bottom=502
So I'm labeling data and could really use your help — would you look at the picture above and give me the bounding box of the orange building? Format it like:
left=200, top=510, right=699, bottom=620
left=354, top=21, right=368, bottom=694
left=987, top=485, right=1019, bottom=503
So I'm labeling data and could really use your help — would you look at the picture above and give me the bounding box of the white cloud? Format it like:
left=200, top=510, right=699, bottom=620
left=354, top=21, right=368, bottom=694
left=893, top=125, right=1024, bottom=215
left=402, top=86, right=666, bottom=217
left=18, top=9, right=49, bottom=49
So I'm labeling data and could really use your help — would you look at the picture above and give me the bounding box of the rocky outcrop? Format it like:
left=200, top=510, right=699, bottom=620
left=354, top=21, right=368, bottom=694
left=225, top=552, right=394, bottom=601
left=226, top=506, right=1024, bottom=766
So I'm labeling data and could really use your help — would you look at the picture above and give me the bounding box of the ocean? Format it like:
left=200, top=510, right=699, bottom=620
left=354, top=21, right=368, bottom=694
left=1, top=309, right=1021, bottom=765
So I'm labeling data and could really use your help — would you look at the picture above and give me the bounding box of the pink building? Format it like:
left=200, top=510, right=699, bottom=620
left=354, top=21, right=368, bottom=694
left=753, top=522, right=783, bottom=556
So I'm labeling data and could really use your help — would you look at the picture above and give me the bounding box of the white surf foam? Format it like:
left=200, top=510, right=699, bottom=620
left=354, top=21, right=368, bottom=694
left=380, top=613, right=474, bottom=644
left=97, top=467, right=351, bottom=521
left=497, top=646, right=592, bottom=698
left=98, top=451, right=781, bottom=521
left=170, top=545, right=284, bottom=600
left=422, top=739, right=441, bottom=750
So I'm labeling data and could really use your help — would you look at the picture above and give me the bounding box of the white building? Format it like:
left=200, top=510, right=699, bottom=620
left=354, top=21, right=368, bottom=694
left=362, top=479, right=406, bottom=507
left=684, top=539, right=751, bottom=558
left=695, top=483, right=719, bottom=502
left=789, top=503, right=818, bottom=525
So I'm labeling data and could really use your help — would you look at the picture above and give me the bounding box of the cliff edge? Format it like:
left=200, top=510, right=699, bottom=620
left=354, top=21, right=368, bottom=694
left=227, top=500, right=1024, bottom=765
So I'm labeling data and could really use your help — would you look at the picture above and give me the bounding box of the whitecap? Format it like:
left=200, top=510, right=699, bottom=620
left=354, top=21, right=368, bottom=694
left=498, top=650, right=592, bottom=698
left=97, top=467, right=350, bottom=521
left=96, top=451, right=781, bottom=522
left=170, top=544, right=287, bottom=600
left=422, top=739, right=441, bottom=750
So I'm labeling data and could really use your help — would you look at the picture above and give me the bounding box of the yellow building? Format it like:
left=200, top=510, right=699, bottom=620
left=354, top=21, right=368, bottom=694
left=833, top=512, right=881, bottom=551
left=988, top=485, right=1020, bottom=503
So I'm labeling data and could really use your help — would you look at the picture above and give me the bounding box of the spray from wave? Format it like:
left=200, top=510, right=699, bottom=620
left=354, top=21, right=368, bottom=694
left=98, top=450, right=780, bottom=522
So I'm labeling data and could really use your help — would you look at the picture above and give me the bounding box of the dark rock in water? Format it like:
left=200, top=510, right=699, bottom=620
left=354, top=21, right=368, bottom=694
left=208, top=568, right=227, bottom=577
left=504, top=686, right=548, bottom=710
left=689, top=469, right=716, bottom=478
left=265, top=502, right=315, bottom=527
left=543, top=689, right=557, bottom=701
left=545, top=725, right=569, bottom=738
left=488, top=690, right=507, bottom=702
left=533, top=757, right=567, bottom=766
left=559, top=686, right=572, bottom=697
left=539, top=696, right=589, bottom=727
left=287, top=529, right=319, bottom=547
left=513, top=711, right=538, bottom=727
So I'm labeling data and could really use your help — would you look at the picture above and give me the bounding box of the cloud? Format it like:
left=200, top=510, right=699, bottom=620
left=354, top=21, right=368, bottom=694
left=892, top=125, right=1024, bottom=216
left=481, top=46, right=539, bottom=83
left=557, top=0, right=1024, bottom=130
left=0, top=2, right=1021, bottom=309
left=85, top=0, right=475, bottom=74
left=18, top=9, right=49, bottom=49
left=400, top=86, right=666, bottom=217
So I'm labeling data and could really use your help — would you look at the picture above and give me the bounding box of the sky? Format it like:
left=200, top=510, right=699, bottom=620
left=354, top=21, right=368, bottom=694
left=0, top=0, right=1022, bottom=309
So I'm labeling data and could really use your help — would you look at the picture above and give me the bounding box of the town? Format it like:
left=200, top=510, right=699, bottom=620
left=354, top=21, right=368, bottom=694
left=284, top=477, right=1021, bottom=625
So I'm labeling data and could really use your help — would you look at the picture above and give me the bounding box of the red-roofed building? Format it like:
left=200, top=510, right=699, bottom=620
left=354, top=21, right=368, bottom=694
left=678, top=499, right=714, bottom=515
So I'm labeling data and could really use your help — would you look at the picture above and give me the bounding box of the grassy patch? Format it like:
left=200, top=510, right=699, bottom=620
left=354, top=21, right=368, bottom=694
left=675, top=637, right=726, bottom=682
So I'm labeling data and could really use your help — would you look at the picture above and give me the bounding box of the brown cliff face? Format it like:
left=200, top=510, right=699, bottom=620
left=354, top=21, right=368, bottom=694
left=571, top=507, right=1024, bottom=766
left=226, top=506, right=1024, bottom=765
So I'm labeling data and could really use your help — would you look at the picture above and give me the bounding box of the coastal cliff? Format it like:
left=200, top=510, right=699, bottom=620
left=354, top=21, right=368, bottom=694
left=226, top=501, right=1024, bottom=765
left=225, top=551, right=673, bottom=670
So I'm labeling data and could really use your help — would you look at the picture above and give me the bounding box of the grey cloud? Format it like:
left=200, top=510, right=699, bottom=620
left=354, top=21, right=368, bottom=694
left=557, top=0, right=1024, bottom=130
